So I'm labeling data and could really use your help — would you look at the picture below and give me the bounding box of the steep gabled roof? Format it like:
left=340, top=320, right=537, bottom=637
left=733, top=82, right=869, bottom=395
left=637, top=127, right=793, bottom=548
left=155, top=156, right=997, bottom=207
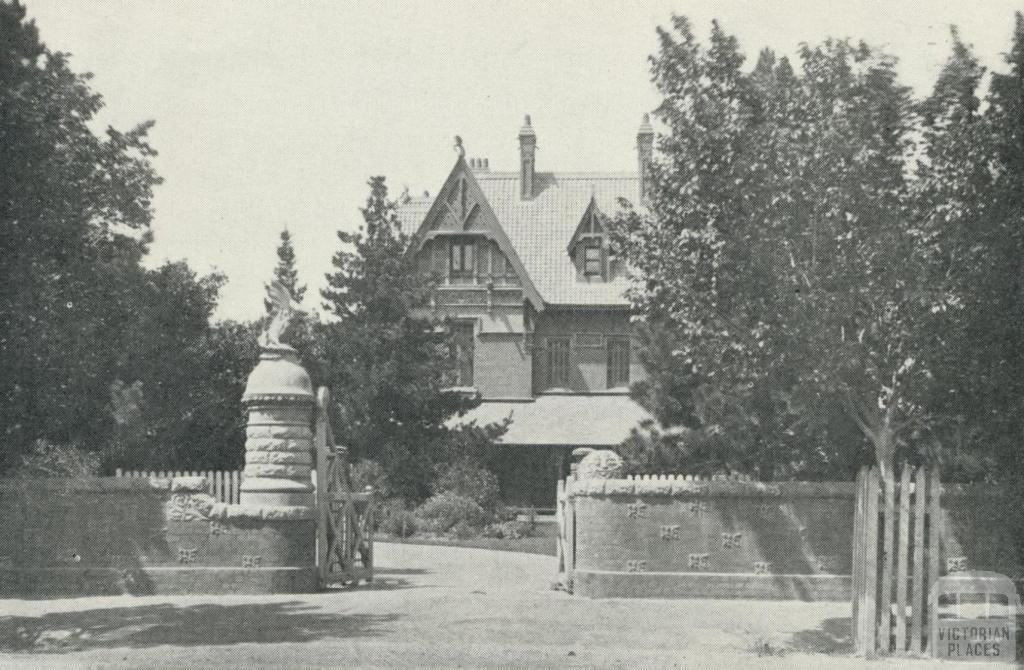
left=398, top=159, right=640, bottom=308
left=475, top=171, right=637, bottom=306
left=406, top=156, right=545, bottom=310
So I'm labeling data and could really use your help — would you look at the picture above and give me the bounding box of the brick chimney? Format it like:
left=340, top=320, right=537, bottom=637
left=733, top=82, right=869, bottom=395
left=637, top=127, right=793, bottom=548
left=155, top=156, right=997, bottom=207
left=519, top=115, right=537, bottom=200
left=637, top=113, right=654, bottom=207
left=468, top=157, right=490, bottom=172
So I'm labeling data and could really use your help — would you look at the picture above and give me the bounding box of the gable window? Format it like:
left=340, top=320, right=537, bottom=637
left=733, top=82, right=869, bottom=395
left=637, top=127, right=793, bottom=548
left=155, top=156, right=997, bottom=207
left=449, top=238, right=475, bottom=283
left=546, top=337, right=571, bottom=389
left=606, top=337, right=630, bottom=388
left=449, top=321, right=475, bottom=387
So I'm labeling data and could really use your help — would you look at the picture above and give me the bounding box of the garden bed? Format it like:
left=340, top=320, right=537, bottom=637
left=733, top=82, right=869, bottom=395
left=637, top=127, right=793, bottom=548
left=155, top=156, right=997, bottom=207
left=377, top=527, right=557, bottom=556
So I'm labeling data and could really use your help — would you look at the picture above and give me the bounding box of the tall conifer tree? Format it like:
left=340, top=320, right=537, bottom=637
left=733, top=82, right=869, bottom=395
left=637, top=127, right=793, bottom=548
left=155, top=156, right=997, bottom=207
left=319, top=177, right=477, bottom=499
left=264, top=229, right=306, bottom=311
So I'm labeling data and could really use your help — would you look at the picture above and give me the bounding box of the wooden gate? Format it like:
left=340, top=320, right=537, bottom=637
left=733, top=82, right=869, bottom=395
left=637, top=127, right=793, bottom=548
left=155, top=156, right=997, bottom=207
left=556, top=478, right=575, bottom=592
left=314, top=387, right=374, bottom=587
left=852, top=463, right=941, bottom=657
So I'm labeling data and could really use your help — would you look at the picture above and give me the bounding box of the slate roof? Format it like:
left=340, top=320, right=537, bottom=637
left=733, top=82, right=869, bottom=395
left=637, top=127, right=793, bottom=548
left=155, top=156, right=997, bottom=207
left=474, top=171, right=637, bottom=306
left=448, top=393, right=653, bottom=447
left=398, top=168, right=639, bottom=307
left=396, top=196, right=434, bottom=232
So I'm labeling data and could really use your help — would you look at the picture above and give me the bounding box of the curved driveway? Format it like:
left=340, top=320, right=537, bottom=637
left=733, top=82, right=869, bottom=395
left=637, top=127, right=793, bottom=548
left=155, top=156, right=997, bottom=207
left=0, top=542, right=1000, bottom=668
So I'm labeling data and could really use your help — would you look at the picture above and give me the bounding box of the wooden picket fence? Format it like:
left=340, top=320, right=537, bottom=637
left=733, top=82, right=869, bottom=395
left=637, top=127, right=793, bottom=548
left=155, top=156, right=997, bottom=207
left=852, top=463, right=941, bottom=657
left=115, top=468, right=242, bottom=504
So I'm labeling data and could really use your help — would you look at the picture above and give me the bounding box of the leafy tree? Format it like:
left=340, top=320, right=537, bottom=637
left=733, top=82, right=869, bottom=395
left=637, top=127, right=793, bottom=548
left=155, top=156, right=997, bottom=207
left=319, top=176, right=478, bottom=499
left=619, top=17, right=939, bottom=479
left=0, top=0, right=160, bottom=468
left=264, top=228, right=306, bottom=311
left=109, top=263, right=257, bottom=471
left=0, top=3, right=254, bottom=474
left=914, top=20, right=1024, bottom=481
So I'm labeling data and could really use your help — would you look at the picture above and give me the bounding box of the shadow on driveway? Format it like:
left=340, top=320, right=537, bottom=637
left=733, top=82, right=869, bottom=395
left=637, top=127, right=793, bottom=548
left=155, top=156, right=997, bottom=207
left=789, top=616, right=853, bottom=654
left=0, top=601, right=398, bottom=653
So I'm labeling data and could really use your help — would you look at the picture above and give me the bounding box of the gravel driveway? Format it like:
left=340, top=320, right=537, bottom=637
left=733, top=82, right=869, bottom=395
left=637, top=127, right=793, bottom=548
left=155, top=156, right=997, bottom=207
left=0, top=542, right=1003, bottom=669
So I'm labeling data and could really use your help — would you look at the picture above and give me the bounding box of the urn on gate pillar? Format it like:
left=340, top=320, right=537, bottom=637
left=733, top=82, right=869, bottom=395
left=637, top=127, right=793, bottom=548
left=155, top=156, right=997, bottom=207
left=240, top=282, right=315, bottom=507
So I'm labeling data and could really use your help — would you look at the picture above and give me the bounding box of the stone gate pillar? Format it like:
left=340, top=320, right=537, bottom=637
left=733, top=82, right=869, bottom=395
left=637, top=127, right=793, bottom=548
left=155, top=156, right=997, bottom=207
left=240, top=344, right=314, bottom=508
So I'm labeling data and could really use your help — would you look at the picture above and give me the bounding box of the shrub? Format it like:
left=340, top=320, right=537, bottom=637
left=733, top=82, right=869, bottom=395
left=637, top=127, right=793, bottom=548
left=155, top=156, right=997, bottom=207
left=12, top=440, right=100, bottom=477
left=433, top=459, right=500, bottom=510
left=378, top=498, right=418, bottom=537
left=481, top=519, right=535, bottom=540
left=351, top=458, right=391, bottom=497
left=415, top=492, right=488, bottom=533
left=448, top=520, right=476, bottom=540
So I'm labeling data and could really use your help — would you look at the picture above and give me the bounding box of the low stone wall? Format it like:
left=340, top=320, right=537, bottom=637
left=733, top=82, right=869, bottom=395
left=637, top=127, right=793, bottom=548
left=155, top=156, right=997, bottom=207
left=568, top=476, right=1024, bottom=601
left=570, top=477, right=854, bottom=600
left=0, top=477, right=316, bottom=598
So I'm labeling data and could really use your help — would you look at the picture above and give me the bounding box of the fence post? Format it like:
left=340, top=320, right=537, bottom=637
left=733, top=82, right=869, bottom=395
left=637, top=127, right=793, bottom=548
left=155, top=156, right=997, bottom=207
left=925, top=467, right=941, bottom=655
left=852, top=466, right=865, bottom=640
left=315, top=387, right=330, bottom=585
left=556, top=479, right=566, bottom=585
left=880, top=465, right=896, bottom=653
left=896, top=463, right=911, bottom=652
left=859, top=466, right=880, bottom=657
left=910, top=466, right=927, bottom=654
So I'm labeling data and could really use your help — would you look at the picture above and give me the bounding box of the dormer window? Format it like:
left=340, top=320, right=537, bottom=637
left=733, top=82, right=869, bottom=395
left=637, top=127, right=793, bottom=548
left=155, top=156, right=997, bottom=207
left=583, top=241, right=602, bottom=277
left=571, top=203, right=608, bottom=281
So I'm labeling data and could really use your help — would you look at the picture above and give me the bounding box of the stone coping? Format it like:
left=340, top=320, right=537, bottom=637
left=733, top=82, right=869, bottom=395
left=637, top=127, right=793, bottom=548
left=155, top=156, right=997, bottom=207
left=0, top=475, right=215, bottom=493
left=209, top=503, right=315, bottom=521
left=567, top=477, right=1009, bottom=498
left=568, top=478, right=857, bottom=498
left=0, top=477, right=174, bottom=493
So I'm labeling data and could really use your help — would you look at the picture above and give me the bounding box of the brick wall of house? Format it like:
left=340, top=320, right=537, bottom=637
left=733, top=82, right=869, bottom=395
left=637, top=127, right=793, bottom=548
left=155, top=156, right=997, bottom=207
left=475, top=333, right=531, bottom=398
left=532, top=309, right=645, bottom=394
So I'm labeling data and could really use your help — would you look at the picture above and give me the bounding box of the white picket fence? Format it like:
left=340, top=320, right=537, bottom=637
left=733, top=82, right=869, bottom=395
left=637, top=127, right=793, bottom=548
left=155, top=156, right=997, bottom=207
left=115, top=468, right=242, bottom=504
left=621, top=473, right=755, bottom=482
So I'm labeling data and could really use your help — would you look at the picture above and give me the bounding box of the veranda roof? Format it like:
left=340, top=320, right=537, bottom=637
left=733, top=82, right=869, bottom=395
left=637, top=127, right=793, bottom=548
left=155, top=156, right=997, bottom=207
left=448, top=393, right=653, bottom=447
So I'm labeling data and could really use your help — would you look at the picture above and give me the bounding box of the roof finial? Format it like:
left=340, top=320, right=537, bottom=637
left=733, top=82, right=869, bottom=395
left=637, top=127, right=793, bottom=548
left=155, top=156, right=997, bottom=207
left=454, top=135, right=465, bottom=158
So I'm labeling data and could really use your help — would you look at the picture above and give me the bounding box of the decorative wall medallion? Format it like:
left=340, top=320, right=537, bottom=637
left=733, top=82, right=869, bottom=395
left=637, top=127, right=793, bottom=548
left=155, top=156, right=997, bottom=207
left=242, top=555, right=263, bottom=568
left=721, top=532, right=743, bottom=549
left=177, top=547, right=198, bottom=564
left=626, top=500, right=648, bottom=519
left=753, top=561, right=773, bottom=575
left=626, top=560, right=647, bottom=573
left=167, top=494, right=210, bottom=522
left=688, top=553, right=710, bottom=570
left=660, top=525, right=680, bottom=540
left=946, top=556, right=968, bottom=573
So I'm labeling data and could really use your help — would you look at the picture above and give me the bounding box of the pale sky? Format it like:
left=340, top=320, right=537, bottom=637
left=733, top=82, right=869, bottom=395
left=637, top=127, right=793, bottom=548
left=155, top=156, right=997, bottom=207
left=24, top=0, right=1024, bottom=322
